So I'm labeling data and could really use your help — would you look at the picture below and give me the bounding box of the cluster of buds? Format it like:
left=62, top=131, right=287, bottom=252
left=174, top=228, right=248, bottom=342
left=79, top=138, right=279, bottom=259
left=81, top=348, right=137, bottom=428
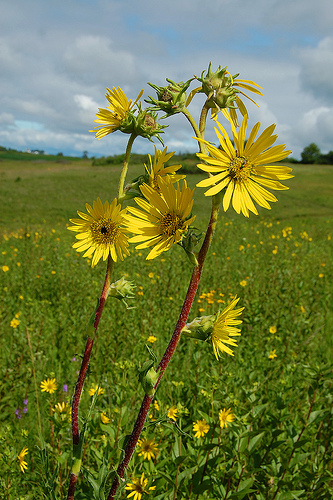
left=195, top=63, right=239, bottom=111
left=146, top=78, right=193, bottom=116
left=109, top=277, right=136, bottom=309
left=134, top=104, right=167, bottom=144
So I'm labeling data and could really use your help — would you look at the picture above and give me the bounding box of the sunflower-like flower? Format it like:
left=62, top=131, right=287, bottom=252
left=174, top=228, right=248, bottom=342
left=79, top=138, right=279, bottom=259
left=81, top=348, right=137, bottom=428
left=91, top=86, right=143, bottom=139
left=125, top=472, right=156, bottom=500
left=193, top=419, right=210, bottom=438
left=17, top=447, right=29, bottom=473
left=145, top=145, right=185, bottom=191
left=40, top=378, right=58, bottom=394
left=68, top=198, right=130, bottom=267
left=196, top=115, right=293, bottom=217
left=219, top=408, right=235, bottom=429
left=125, top=177, right=196, bottom=260
left=137, top=438, right=159, bottom=461
left=211, top=297, right=244, bottom=360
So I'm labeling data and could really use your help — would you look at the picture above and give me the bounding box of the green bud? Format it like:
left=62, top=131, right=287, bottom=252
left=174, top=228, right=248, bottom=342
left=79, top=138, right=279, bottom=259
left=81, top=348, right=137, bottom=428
left=109, top=277, right=135, bottom=309
left=134, top=104, right=167, bottom=145
left=146, top=78, right=193, bottom=116
left=182, top=314, right=216, bottom=341
left=117, top=110, right=137, bottom=135
left=138, top=359, right=158, bottom=396
left=195, top=63, right=238, bottom=110
left=178, top=230, right=203, bottom=267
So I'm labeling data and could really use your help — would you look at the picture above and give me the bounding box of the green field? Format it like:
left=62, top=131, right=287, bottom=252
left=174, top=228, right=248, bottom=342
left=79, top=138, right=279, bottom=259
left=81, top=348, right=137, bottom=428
left=0, top=158, right=332, bottom=499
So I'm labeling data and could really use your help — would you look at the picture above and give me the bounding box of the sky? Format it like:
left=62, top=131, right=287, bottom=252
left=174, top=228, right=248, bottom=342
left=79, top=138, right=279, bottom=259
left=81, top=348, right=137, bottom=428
left=0, top=0, right=333, bottom=159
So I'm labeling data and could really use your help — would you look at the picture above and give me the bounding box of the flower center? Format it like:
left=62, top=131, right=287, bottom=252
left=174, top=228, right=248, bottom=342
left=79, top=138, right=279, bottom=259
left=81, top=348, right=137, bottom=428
left=160, top=212, right=185, bottom=236
left=229, top=156, right=252, bottom=181
left=90, top=218, right=119, bottom=245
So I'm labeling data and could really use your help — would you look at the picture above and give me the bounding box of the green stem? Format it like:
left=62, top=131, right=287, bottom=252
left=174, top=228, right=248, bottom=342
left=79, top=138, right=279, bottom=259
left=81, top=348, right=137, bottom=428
left=118, top=132, right=137, bottom=200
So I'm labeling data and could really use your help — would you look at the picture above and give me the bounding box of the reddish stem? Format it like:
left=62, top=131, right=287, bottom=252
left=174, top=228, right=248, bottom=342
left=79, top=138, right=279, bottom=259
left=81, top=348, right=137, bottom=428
left=107, top=204, right=219, bottom=499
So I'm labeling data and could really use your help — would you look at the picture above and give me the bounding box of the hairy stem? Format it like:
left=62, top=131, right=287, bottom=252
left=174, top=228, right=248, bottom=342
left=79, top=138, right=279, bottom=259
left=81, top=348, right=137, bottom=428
left=107, top=202, right=220, bottom=499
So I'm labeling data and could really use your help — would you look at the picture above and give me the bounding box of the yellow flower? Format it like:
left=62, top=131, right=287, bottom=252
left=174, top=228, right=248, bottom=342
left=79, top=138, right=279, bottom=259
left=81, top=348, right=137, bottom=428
left=125, top=177, right=196, bottom=260
left=10, top=318, right=20, bottom=328
left=148, top=272, right=154, bottom=278
left=167, top=406, right=178, bottom=421
left=219, top=408, right=235, bottom=429
left=153, top=400, right=160, bottom=411
left=146, top=335, right=157, bottom=343
left=211, top=297, right=244, bottom=360
left=91, top=86, right=143, bottom=139
left=196, top=115, right=293, bottom=217
left=269, top=326, right=277, bottom=334
left=144, top=145, right=185, bottom=191
left=239, top=280, right=247, bottom=287
left=17, top=447, right=28, bottom=473
left=100, top=412, right=110, bottom=424
left=193, top=419, right=210, bottom=438
left=89, top=385, right=104, bottom=397
left=54, top=402, right=70, bottom=414
left=125, top=472, right=156, bottom=500
left=269, top=349, right=277, bottom=359
left=40, top=378, right=57, bottom=394
left=137, top=438, right=158, bottom=461
left=68, top=198, right=130, bottom=267
left=2, top=265, right=9, bottom=272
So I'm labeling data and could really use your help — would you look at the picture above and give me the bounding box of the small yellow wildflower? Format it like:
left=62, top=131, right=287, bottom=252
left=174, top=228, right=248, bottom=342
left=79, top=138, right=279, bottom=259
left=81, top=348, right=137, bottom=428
left=153, top=400, right=159, bottom=411
left=10, top=318, right=20, bottom=328
left=219, top=408, right=235, bottom=429
left=125, top=472, right=156, bottom=500
left=146, top=335, right=157, bottom=343
left=269, top=349, right=277, bottom=359
left=167, top=406, right=178, bottom=421
left=148, top=272, right=154, bottom=278
left=240, top=280, right=247, bottom=287
left=17, top=447, right=28, bottom=473
left=137, top=438, right=158, bottom=461
left=269, top=326, right=277, bottom=334
left=89, top=385, right=104, bottom=397
left=100, top=412, right=110, bottom=424
left=318, top=273, right=324, bottom=278
left=2, top=265, right=9, bottom=272
left=193, top=419, right=210, bottom=438
left=40, top=378, right=58, bottom=394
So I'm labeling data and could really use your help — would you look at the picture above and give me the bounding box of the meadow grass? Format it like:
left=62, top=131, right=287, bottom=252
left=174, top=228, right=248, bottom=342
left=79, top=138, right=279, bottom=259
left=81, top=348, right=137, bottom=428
left=0, top=158, right=332, bottom=499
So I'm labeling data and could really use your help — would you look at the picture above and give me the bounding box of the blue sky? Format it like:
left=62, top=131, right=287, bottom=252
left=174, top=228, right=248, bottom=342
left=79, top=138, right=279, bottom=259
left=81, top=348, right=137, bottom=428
left=0, top=0, right=332, bottom=159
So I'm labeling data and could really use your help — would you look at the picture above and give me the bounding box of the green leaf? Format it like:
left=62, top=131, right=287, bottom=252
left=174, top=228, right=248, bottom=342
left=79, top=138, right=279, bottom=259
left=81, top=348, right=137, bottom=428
left=248, top=431, right=265, bottom=452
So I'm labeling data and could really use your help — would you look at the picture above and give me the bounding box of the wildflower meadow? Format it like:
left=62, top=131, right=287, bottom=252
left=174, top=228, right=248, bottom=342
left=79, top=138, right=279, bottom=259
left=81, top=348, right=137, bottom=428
left=0, top=65, right=332, bottom=500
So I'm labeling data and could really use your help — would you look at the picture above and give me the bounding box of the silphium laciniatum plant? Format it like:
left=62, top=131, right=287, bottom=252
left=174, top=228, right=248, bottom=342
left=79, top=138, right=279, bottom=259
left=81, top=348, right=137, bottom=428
left=64, top=63, right=292, bottom=500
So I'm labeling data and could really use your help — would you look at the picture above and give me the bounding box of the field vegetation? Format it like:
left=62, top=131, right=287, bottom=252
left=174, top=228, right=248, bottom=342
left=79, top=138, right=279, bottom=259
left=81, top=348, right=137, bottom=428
left=0, top=157, right=332, bottom=499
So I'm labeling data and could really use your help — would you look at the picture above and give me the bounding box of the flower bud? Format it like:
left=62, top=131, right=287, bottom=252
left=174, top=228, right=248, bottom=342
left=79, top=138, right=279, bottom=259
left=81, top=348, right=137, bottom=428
left=182, top=314, right=216, bottom=341
left=138, top=359, right=158, bottom=396
left=134, top=105, right=167, bottom=144
left=146, top=78, right=193, bottom=116
left=178, top=231, right=203, bottom=267
left=109, top=277, right=135, bottom=309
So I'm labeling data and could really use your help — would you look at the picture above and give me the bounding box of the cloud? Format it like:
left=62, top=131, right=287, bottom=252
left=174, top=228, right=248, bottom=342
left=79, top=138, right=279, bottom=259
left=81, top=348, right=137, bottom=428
left=298, top=37, right=333, bottom=103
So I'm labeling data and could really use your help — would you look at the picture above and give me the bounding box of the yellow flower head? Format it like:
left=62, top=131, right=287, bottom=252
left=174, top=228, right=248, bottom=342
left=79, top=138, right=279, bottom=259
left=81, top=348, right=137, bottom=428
left=2, top=265, right=9, bottom=272
left=146, top=335, right=157, bottom=343
left=89, top=385, right=104, bottom=397
left=40, top=378, right=57, bottom=394
left=125, top=177, right=196, bottom=260
left=211, top=297, right=244, bottom=360
left=68, top=198, right=130, bottom=267
left=137, top=438, right=158, bottom=461
left=145, top=145, right=185, bottom=191
left=193, top=419, right=210, bottom=438
left=269, top=325, right=277, bottom=334
left=54, top=402, right=69, bottom=413
left=196, top=115, right=293, bottom=217
left=167, top=405, right=178, bottom=421
left=219, top=408, right=235, bottom=429
left=91, top=86, right=143, bottom=139
left=269, top=349, right=277, bottom=359
left=100, top=412, right=110, bottom=424
left=125, top=472, right=156, bottom=500
left=17, top=447, right=28, bottom=473
left=10, top=318, right=20, bottom=328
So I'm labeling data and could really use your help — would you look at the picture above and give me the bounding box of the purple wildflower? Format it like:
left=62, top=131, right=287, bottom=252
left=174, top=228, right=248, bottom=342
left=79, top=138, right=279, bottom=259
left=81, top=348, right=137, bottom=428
left=63, top=384, right=68, bottom=393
